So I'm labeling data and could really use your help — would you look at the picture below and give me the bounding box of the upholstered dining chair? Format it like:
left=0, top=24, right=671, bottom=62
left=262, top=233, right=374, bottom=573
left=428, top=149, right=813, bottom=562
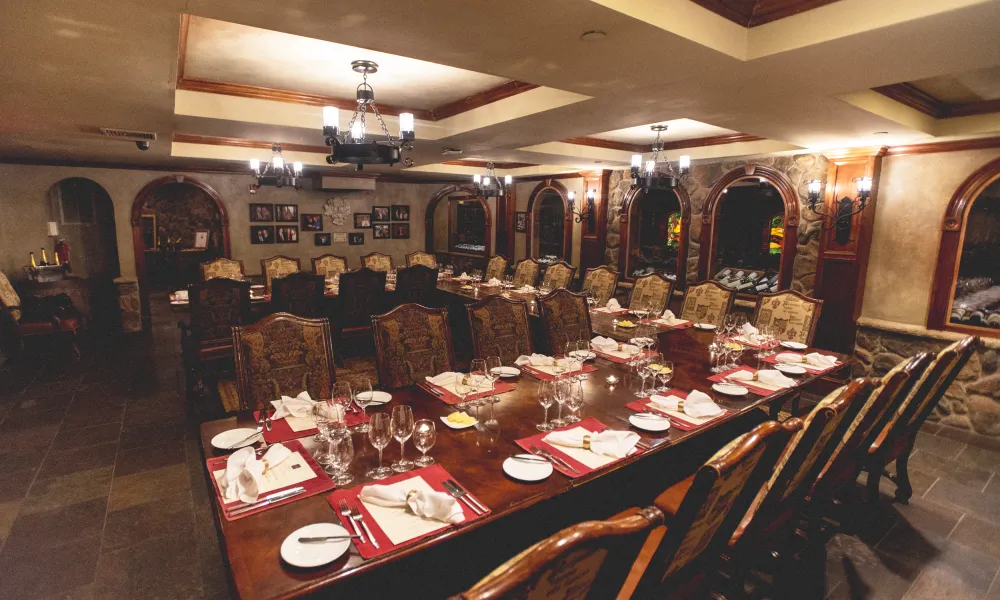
left=466, top=295, right=533, bottom=365
left=332, top=268, right=387, bottom=360
left=628, top=273, right=675, bottom=315
left=362, top=252, right=394, bottom=272
left=394, top=265, right=439, bottom=305
left=484, top=254, right=509, bottom=282
left=231, top=312, right=336, bottom=411
left=621, top=420, right=796, bottom=598
left=580, top=265, right=618, bottom=307
left=371, top=303, right=456, bottom=389
left=271, top=272, right=325, bottom=318
left=179, top=278, right=251, bottom=397
left=405, top=251, right=438, bottom=268
left=199, top=258, right=245, bottom=282
left=0, top=270, right=86, bottom=358
left=752, top=290, right=824, bottom=347
left=452, top=506, right=665, bottom=600
left=678, top=280, right=735, bottom=327
left=311, top=254, right=348, bottom=278
left=512, top=258, right=541, bottom=288
left=538, top=289, right=592, bottom=355
left=540, top=260, right=576, bottom=290
left=260, top=255, right=301, bottom=295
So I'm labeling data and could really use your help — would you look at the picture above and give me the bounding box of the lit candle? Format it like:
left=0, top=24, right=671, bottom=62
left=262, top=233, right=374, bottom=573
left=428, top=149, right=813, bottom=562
left=678, top=155, right=691, bottom=171
left=249, top=158, right=260, bottom=172
left=351, top=121, right=364, bottom=141
left=631, top=154, right=642, bottom=168
left=293, top=162, right=303, bottom=174
left=398, top=112, right=414, bottom=135
left=504, top=174, right=512, bottom=185
left=606, top=375, right=619, bottom=385
left=322, top=106, right=339, bottom=128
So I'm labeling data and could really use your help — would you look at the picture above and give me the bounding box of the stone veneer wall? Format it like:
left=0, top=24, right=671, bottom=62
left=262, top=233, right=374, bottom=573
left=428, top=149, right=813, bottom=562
left=604, top=154, right=829, bottom=295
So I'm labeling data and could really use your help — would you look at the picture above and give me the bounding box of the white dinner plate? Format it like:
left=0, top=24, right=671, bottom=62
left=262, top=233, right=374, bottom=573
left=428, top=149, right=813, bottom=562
left=629, top=413, right=671, bottom=432
left=280, top=523, right=351, bottom=568
left=357, top=391, right=392, bottom=405
left=491, top=366, right=521, bottom=378
left=694, top=323, right=717, bottom=330
left=211, top=428, right=261, bottom=450
left=775, top=364, right=807, bottom=376
left=503, top=454, right=553, bottom=482
left=440, top=414, right=478, bottom=430
left=780, top=341, right=808, bottom=350
left=712, top=383, right=749, bottom=396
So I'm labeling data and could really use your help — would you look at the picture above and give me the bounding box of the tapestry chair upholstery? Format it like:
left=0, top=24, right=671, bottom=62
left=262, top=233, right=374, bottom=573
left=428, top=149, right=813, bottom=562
left=333, top=267, right=387, bottom=334
left=362, top=252, right=394, bottom=273
left=538, top=289, right=593, bottom=355
left=394, top=265, right=439, bottom=305
left=679, top=280, right=735, bottom=327
left=271, top=272, right=326, bottom=318
left=200, top=258, right=245, bottom=282
left=406, top=251, right=438, bottom=268
left=372, top=303, right=456, bottom=389
left=466, top=295, right=533, bottom=365
left=512, top=259, right=541, bottom=288
left=484, top=255, right=509, bottom=282
left=581, top=266, right=619, bottom=307
left=312, top=254, right=348, bottom=278
left=628, top=273, right=674, bottom=315
left=752, top=290, right=824, bottom=346
left=540, top=261, right=576, bottom=290
left=179, top=278, right=251, bottom=397
left=260, top=255, right=301, bottom=295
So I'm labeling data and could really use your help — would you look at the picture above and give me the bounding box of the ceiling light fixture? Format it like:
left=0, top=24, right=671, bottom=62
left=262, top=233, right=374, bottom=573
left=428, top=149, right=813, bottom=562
left=630, top=125, right=690, bottom=192
left=248, top=144, right=303, bottom=194
left=472, top=162, right=512, bottom=199
left=321, top=60, right=414, bottom=171
left=580, top=30, right=607, bottom=42
left=807, top=176, right=873, bottom=244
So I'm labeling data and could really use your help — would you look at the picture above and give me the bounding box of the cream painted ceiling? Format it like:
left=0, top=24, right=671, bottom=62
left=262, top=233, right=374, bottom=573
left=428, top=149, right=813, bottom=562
left=0, top=0, right=999, bottom=179
left=592, top=119, right=737, bottom=144
left=910, top=66, right=1000, bottom=104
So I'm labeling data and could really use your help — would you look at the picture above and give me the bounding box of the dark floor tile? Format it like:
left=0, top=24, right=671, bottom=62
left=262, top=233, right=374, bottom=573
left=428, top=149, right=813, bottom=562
left=908, top=540, right=1000, bottom=598
left=825, top=534, right=921, bottom=600
left=0, top=447, right=47, bottom=476
left=891, top=496, right=965, bottom=539
left=925, top=479, right=1000, bottom=524
left=60, top=404, right=124, bottom=431
left=921, top=422, right=944, bottom=435
left=0, top=408, right=65, bottom=432
left=0, top=468, right=35, bottom=504
left=23, top=379, right=81, bottom=396
left=35, top=441, right=117, bottom=480
left=936, top=425, right=1000, bottom=454
left=114, top=441, right=186, bottom=477
left=0, top=535, right=101, bottom=600
left=119, top=423, right=187, bottom=450
left=103, top=491, right=194, bottom=550
left=2, top=496, right=107, bottom=554
left=0, top=424, right=61, bottom=452
left=914, top=432, right=967, bottom=461
left=92, top=531, right=203, bottom=600
left=21, top=466, right=114, bottom=516
left=108, top=463, right=190, bottom=512
left=955, top=446, right=1000, bottom=475
left=950, top=515, right=1000, bottom=559
left=16, top=393, right=74, bottom=412
left=907, top=450, right=993, bottom=491
left=52, top=422, right=121, bottom=450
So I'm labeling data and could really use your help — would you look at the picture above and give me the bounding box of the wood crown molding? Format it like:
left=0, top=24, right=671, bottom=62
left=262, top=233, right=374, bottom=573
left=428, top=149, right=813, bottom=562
left=441, top=159, right=538, bottom=169
left=562, top=133, right=765, bottom=154
left=687, top=0, right=844, bottom=27
left=886, top=136, right=1000, bottom=156
left=873, top=83, right=1000, bottom=119
left=172, top=133, right=329, bottom=154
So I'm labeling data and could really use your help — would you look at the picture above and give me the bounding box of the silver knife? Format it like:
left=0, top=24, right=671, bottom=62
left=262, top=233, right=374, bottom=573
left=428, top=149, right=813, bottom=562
left=228, top=487, right=306, bottom=516
left=226, top=486, right=305, bottom=512
left=298, top=535, right=360, bottom=543
left=537, top=447, right=580, bottom=474
left=423, top=384, right=445, bottom=396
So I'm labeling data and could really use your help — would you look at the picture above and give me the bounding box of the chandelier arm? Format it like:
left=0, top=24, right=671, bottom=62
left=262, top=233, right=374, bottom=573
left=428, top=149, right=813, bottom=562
left=370, top=102, right=398, bottom=146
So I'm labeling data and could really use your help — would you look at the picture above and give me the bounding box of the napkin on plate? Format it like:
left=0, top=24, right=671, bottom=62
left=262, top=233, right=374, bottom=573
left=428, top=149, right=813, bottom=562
left=174, top=290, right=189, bottom=301
left=649, top=390, right=724, bottom=418
left=486, top=277, right=502, bottom=286
left=728, top=369, right=796, bottom=388
left=543, top=429, right=640, bottom=459
left=738, top=322, right=760, bottom=343
left=775, top=352, right=836, bottom=368
left=425, top=372, right=464, bottom=387
left=517, top=285, right=537, bottom=293
left=660, top=310, right=678, bottom=324
left=604, top=298, right=622, bottom=311
left=515, top=354, right=556, bottom=367
left=590, top=336, right=619, bottom=353
left=270, top=391, right=316, bottom=419
left=455, top=272, right=471, bottom=281
left=221, top=443, right=293, bottom=503
left=359, top=485, right=464, bottom=524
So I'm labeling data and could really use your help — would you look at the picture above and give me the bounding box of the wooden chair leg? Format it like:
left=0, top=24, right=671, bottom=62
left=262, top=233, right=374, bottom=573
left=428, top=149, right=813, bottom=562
left=866, top=460, right=884, bottom=503
left=893, top=448, right=914, bottom=504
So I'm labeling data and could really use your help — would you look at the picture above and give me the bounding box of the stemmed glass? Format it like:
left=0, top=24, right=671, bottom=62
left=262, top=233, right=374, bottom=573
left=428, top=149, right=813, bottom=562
left=723, top=314, right=738, bottom=338
left=413, top=419, right=436, bottom=467
left=625, top=340, right=642, bottom=372
left=551, top=378, right=570, bottom=428
left=390, top=405, right=415, bottom=473
left=469, top=359, right=489, bottom=424
left=326, top=429, right=354, bottom=485
left=367, top=413, right=393, bottom=480
left=636, top=356, right=654, bottom=398
left=484, top=356, right=502, bottom=427
left=564, top=341, right=582, bottom=381
left=576, top=340, right=592, bottom=379
left=536, top=380, right=556, bottom=431
left=455, top=373, right=472, bottom=413
left=313, top=403, right=334, bottom=465
left=353, top=378, right=373, bottom=433
left=564, top=379, right=583, bottom=423
left=656, top=360, right=674, bottom=393
left=331, top=382, right=353, bottom=430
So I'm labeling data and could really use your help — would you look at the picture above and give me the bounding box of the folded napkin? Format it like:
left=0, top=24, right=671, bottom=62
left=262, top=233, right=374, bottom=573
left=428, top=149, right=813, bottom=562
left=605, top=298, right=621, bottom=311
left=270, top=391, right=316, bottom=419
left=660, top=310, right=678, bottom=324
left=728, top=369, right=796, bottom=388
left=590, top=336, right=619, bottom=353
left=486, top=277, right=502, bottom=286
left=776, top=352, right=836, bottom=369
left=517, top=285, right=536, bottom=293
left=456, top=272, right=471, bottom=281
left=738, top=322, right=760, bottom=344
left=359, top=485, right=464, bottom=524
left=425, top=372, right=464, bottom=387
left=515, top=354, right=556, bottom=367
left=544, top=429, right=640, bottom=459
left=221, top=444, right=293, bottom=503
left=649, top=390, right=724, bottom=418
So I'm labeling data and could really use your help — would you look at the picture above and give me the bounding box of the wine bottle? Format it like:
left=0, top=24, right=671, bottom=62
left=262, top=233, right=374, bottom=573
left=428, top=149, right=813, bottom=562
left=30, top=252, right=36, bottom=268
left=754, top=281, right=770, bottom=292
left=986, top=312, right=1000, bottom=327
left=40, top=248, right=48, bottom=265
left=970, top=309, right=985, bottom=325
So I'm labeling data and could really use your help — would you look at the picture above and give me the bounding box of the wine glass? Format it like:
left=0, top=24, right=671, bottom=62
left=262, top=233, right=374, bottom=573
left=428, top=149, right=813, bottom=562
left=390, top=405, right=415, bottom=473
left=353, top=378, right=373, bottom=433
left=331, top=382, right=352, bottom=430
left=455, top=372, right=472, bottom=413
left=469, top=359, right=489, bottom=423
left=367, top=412, right=393, bottom=480
left=551, top=378, right=569, bottom=428
left=326, top=428, right=354, bottom=485
left=413, top=419, right=436, bottom=467
left=723, top=314, right=737, bottom=337
left=312, top=404, right=333, bottom=465
left=485, top=356, right=502, bottom=427
left=536, top=381, right=556, bottom=431
left=564, top=379, right=584, bottom=424
left=636, top=356, right=654, bottom=398
left=625, top=341, right=642, bottom=372
left=657, top=360, right=674, bottom=393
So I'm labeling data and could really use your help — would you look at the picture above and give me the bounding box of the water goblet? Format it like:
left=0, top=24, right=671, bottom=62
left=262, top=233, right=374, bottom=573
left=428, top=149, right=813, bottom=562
left=454, top=372, right=472, bottom=412
left=390, top=405, right=415, bottom=473
left=657, top=360, right=674, bottom=393
left=564, top=379, right=584, bottom=423
left=353, top=378, right=373, bottom=433
left=636, top=356, right=654, bottom=398
left=469, top=358, right=489, bottom=424
left=313, top=406, right=333, bottom=465
left=484, top=356, right=502, bottom=427
left=331, top=381, right=353, bottom=430
left=326, top=428, right=354, bottom=486
left=412, top=419, right=436, bottom=467
left=536, top=380, right=556, bottom=432
left=367, top=413, right=393, bottom=480
left=551, top=378, right=570, bottom=428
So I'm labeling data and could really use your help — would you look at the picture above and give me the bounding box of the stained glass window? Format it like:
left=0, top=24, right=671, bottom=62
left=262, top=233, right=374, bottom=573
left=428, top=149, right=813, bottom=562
left=666, top=212, right=681, bottom=248
left=769, top=214, right=784, bottom=256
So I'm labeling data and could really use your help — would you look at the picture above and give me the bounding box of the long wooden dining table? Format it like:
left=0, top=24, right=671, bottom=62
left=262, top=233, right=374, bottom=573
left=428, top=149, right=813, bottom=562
left=199, top=280, right=850, bottom=600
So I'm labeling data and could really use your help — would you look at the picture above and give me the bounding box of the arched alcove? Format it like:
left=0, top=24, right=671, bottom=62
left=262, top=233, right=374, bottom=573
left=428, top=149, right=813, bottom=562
left=618, top=185, right=691, bottom=289
left=526, top=180, right=572, bottom=263
left=424, top=184, right=493, bottom=268
left=47, top=177, right=120, bottom=279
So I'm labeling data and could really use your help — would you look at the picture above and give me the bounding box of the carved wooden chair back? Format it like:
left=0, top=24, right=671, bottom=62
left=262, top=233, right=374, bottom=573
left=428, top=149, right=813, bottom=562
left=679, top=280, right=735, bottom=326
left=362, top=252, right=394, bottom=272
left=188, top=278, right=251, bottom=344
left=336, top=268, right=387, bottom=330
left=311, top=254, right=348, bottom=278
left=752, top=289, right=824, bottom=346
left=540, top=260, right=576, bottom=290
left=484, top=255, right=509, bottom=282
left=199, top=258, right=245, bottom=282
left=628, top=273, right=674, bottom=315
left=394, top=265, right=439, bottom=305
left=581, top=266, right=619, bottom=307
left=0, top=270, right=22, bottom=321
left=538, top=289, right=593, bottom=355
left=512, top=258, right=541, bottom=288
left=372, top=303, right=456, bottom=389
left=466, top=295, right=533, bottom=364
left=405, top=251, right=438, bottom=268
left=271, top=272, right=326, bottom=318
left=260, top=255, right=301, bottom=295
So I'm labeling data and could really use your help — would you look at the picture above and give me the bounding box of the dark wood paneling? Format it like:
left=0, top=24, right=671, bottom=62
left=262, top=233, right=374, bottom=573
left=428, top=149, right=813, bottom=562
left=687, top=0, right=844, bottom=27
left=562, top=133, right=765, bottom=154
left=430, top=81, right=540, bottom=120
left=814, top=258, right=863, bottom=352
left=441, top=160, right=538, bottom=169
left=172, top=133, right=329, bottom=155
left=525, top=179, right=575, bottom=263
left=874, top=84, right=1000, bottom=119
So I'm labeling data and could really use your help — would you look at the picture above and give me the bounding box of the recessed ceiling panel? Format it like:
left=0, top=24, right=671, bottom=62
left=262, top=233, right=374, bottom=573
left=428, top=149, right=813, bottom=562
left=591, top=118, right=738, bottom=144
left=910, top=66, right=1000, bottom=104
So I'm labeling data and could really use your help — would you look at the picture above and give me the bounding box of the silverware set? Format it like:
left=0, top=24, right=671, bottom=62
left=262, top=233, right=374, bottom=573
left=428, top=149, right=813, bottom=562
left=225, top=412, right=269, bottom=450
left=228, top=486, right=305, bottom=517
left=528, top=444, right=580, bottom=474
left=339, top=498, right=378, bottom=549
left=442, top=479, right=488, bottom=516
left=299, top=535, right=360, bottom=544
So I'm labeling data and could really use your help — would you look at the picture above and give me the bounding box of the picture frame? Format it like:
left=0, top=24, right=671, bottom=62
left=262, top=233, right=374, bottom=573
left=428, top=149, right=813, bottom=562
left=333, top=232, right=348, bottom=243
left=276, top=225, right=299, bottom=243
left=372, top=206, right=390, bottom=222
left=193, top=229, right=210, bottom=250
left=140, top=214, right=157, bottom=249
left=515, top=211, right=528, bottom=233
left=301, top=213, right=323, bottom=231
left=354, top=212, right=372, bottom=229
left=391, top=205, right=410, bottom=221
left=314, top=233, right=332, bottom=246
left=275, top=204, right=298, bottom=222
left=373, top=224, right=391, bottom=239
left=249, top=203, right=274, bottom=222
left=348, top=232, right=365, bottom=245
left=391, top=223, right=411, bottom=239
left=250, top=226, right=274, bottom=244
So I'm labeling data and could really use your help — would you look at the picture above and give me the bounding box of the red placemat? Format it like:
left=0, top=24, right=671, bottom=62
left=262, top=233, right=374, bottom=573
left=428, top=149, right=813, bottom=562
left=639, top=319, right=695, bottom=331
left=762, top=351, right=841, bottom=374
left=625, top=390, right=730, bottom=431
left=326, top=464, right=491, bottom=559
left=253, top=409, right=370, bottom=444
left=416, top=380, right=517, bottom=406
left=520, top=363, right=599, bottom=382
left=592, top=349, right=656, bottom=364
left=514, top=417, right=645, bottom=479
left=206, top=439, right=334, bottom=521
left=707, top=366, right=792, bottom=396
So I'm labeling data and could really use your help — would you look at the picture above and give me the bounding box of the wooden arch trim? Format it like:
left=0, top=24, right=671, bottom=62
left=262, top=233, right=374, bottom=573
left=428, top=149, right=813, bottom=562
left=928, top=156, right=1000, bottom=332
left=525, top=179, right=573, bottom=262
left=617, top=185, right=691, bottom=289
left=697, top=164, right=799, bottom=290
left=424, top=184, right=493, bottom=259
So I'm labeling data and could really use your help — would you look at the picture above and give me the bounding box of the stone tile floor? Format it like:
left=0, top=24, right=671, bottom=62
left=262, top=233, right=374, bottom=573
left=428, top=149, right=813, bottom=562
left=1, top=296, right=1000, bottom=599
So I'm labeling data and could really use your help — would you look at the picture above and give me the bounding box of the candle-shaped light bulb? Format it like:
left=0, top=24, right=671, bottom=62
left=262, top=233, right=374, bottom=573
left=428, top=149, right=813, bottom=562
left=567, top=191, right=576, bottom=205
left=322, top=106, right=339, bottom=128
left=858, top=176, right=873, bottom=193
left=273, top=156, right=284, bottom=170
left=473, top=174, right=481, bottom=184
left=645, top=160, right=655, bottom=174
left=250, top=158, right=260, bottom=172
left=631, top=154, right=642, bottom=168
left=678, top=155, right=691, bottom=171
left=293, top=162, right=303, bottom=174
left=504, top=174, right=512, bottom=185
left=351, top=122, right=364, bottom=141
left=482, top=176, right=491, bottom=187
left=807, top=180, right=821, bottom=195
left=398, top=112, right=414, bottom=134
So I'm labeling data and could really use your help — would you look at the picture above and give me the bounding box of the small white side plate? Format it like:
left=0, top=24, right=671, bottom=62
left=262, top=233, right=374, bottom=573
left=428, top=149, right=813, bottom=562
left=629, top=414, right=671, bottom=432
left=491, top=366, right=521, bottom=378
left=694, top=323, right=717, bottom=330
left=357, top=391, right=392, bottom=405
left=440, top=414, right=478, bottom=430
left=775, top=364, right=807, bottom=375
left=780, top=341, right=808, bottom=350
left=280, top=523, right=351, bottom=568
left=712, top=383, right=749, bottom=396
left=211, top=428, right=261, bottom=450
left=503, top=454, right=553, bottom=482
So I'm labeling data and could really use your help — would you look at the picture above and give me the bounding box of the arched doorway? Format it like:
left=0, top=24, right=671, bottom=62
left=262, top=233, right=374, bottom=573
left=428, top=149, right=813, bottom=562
left=526, top=180, right=572, bottom=263
left=424, top=184, right=493, bottom=271
left=618, top=186, right=691, bottom=288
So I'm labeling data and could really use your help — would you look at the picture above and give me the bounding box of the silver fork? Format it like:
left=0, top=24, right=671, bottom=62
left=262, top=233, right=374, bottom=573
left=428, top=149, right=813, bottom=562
left=338, top=499, right=366, bottom=544
left=349, top=504, right=378, bottom=549
left=441, top=480, right=484, bottom=516
left=225, top=415, right=264, bottom=450
left=529, top=444, right=579, bottom=474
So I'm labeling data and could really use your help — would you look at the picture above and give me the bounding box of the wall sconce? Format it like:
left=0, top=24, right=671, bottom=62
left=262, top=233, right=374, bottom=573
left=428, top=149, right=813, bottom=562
left=807, top=176, right=873, bottom=245
left=568, top=189, right=598, bottom=224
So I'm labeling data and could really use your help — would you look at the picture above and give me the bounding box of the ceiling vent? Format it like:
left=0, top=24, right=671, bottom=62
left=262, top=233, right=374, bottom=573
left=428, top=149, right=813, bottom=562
left=99, top=128, right=158, bottom=142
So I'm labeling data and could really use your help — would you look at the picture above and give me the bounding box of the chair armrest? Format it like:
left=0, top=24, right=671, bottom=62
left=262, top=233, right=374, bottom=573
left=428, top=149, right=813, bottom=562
left=653, top=473, right=696, bottom=518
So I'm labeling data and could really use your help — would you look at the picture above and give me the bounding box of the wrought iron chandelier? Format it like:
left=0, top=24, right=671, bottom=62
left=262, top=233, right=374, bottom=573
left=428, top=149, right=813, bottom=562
left=248, top=144, right=303, bottom=194
left=807, top=177, right=872, bottom=244
left=630, top=125, right=690, bottom=192
left=472, top=162, right=512, bottom=198
left=321, top=60, right=414, bottom=171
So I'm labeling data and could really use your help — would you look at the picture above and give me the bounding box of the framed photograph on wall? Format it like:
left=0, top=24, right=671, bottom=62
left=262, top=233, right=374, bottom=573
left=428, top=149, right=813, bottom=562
left=348, top=232, right=365, bottom=245
left=193, top=229, right=210, bottom=250
left=373, top=224, right=390, bottom=239
left=354, top=213, right=372, bottom=229
left=249, top=204, right=274, bottom=222
left=314, top=233, right=332, bottom=246
left=275, top=204, right=298, bottom=222
left=333, top=232, right=348, bottom=243
left=515, top=212, right=528, bottom=233
left=301, top=214, right=323, bottom=231
left=250, top=226, right=274, bottom=244
left=372, top=206, right=390, bottom=222
left=391, top=223, right=410, bottom=239
left=391, top=205, right=410, bottom=221
left=276, top=225, right=299, bottom=243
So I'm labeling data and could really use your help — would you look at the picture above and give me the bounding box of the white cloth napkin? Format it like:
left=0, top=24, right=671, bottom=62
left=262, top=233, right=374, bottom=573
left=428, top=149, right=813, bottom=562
left=456, top=272, right=471, bottom=281
left=738, top=322, right=760, bottom=344
left=270, top=391, right=315, bottom=419
left=221, top=444, right=293, bottom=504
left=486, top=277, right=502, bottom=286
left=515, top=354, right=555, bottom=367
left=359, top=485, right=464, bottom=524
left=517, top=285, right=536, bottom=293
left=728, top=369, right=796, bottom=388
left=649, top=390, right=724, bottom=418
left=544, top=429, right=640, bottom=459
left=590, top=336, right=619, bottom=353
left=659, top=310, right=679, bottom=324
left=604, top=298, right=621, bottom=311
left=776, top=352, right=837, bottom=369
left=425, top=372, right=464, bottom=387
left=174, top=290, right=189, bottom=301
